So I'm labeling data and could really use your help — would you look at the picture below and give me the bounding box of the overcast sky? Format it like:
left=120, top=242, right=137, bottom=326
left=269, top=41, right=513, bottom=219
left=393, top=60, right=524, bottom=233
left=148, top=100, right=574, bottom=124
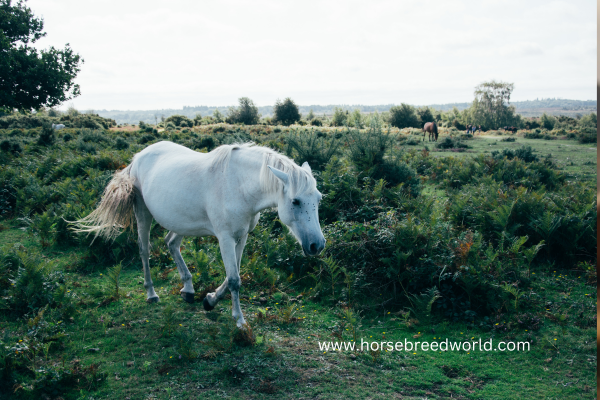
left=27, top=0, right=596, bottom=110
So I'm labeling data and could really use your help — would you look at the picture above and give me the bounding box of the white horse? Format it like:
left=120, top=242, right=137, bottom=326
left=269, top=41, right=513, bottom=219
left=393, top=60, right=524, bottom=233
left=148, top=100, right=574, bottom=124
left=73, top=141, right=325, bottom=327
left=52, top=123, right=65, bottom=130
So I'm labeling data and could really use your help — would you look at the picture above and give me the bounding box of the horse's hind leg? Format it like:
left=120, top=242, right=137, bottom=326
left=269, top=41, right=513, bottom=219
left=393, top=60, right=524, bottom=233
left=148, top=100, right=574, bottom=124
left=165, top=232, right=195, bottom=303
left=134, top=195, right=158, bottom=303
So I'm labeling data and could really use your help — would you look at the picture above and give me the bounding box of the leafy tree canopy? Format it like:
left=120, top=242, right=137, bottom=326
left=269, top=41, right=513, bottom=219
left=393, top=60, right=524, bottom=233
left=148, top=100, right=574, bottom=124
left=273, top=97, right=301, bottom=126
left=0, top=0, right=83, bottom=112
left=388, top=103, right=419, bottom=129
left=226, top=97, right=260, bottom=125
left=470, top=80, right=517, bottom=129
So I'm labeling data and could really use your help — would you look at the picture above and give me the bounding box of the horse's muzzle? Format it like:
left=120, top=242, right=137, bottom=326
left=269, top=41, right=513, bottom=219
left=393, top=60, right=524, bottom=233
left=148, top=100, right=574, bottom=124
left=303, top=240, right=325, bottom=256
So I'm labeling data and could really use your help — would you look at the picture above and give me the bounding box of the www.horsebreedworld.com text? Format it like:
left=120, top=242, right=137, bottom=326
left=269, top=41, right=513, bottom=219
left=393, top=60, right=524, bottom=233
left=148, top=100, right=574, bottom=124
left=317, top=338, right=530, bottom=353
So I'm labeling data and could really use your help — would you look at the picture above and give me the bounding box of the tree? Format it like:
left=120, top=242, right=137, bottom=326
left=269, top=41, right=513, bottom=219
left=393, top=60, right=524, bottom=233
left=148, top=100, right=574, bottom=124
left=330, top=107, right=347, bottom=126
left=388, top=104, right=419, bottom=128
left=350, top=109, right=364, bottom=128
left=306, top=109, right=315, bottom=121
left=226, top=97, right=260, bottom=125
left=470, top=80, right=517, bottom=129
left=212, top=109, right=224, bottom=123
left=273, top=97, right=300, bottom=126
left=416, top=106, right=434, bottom=126
left=539, top=112, right=556, bottom=130
left=164, top=114, right=193, bottom=127
left=0, top=0, right=83, bottom=112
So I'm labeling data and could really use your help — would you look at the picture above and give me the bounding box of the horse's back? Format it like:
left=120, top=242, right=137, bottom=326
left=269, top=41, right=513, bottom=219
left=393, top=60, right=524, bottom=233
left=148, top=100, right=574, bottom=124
left=130, top=142, right=218, bottom=233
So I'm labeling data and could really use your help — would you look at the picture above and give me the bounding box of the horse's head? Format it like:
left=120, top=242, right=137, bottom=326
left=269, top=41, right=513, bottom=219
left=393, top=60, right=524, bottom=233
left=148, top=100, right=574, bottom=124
left=268, top=162, right=325, bottom=256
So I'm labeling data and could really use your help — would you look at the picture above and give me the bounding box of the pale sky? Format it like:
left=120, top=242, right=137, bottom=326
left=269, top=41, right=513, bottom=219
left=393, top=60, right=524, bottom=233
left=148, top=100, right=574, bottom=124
left=27, top=0, right=597, bottom=110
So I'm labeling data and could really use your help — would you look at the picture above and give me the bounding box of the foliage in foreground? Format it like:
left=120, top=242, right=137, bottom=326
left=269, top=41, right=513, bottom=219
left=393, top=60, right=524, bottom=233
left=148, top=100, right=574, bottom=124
left=0, top=118, right=596, bottom=398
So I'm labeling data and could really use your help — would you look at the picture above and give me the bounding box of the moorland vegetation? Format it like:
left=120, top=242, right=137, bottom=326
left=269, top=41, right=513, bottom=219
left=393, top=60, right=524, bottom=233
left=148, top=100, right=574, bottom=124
left=0, top=107, right=596, bottom=397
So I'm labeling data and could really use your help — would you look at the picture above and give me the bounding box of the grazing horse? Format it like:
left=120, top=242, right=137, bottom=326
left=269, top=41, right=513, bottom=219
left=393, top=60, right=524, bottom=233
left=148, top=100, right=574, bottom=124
left=73, top=141, right=325, bottom=327
left=422, top=122, right=438, bottom=142
left=52, top=124, right=65, bottom=130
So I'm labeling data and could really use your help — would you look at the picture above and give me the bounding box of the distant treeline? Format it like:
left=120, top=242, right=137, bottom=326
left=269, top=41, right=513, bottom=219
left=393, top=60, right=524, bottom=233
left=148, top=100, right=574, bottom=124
left=95, top=98, right=596, bottom=125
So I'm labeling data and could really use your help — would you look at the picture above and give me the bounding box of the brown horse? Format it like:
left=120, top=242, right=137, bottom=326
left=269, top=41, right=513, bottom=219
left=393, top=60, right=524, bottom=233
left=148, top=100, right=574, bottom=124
left=422, top=122, right=438, bottom=142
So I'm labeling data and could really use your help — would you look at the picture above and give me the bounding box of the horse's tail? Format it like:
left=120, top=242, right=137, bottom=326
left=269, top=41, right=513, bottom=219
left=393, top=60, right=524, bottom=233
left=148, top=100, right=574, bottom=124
left=71, top=165, right=136, bottom=241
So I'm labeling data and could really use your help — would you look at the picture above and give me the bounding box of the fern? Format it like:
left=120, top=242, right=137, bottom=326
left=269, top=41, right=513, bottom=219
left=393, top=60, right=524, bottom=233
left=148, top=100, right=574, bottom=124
left=106, top=262, right=122, bottom=299
left=407, top=287, right=441, bottom=325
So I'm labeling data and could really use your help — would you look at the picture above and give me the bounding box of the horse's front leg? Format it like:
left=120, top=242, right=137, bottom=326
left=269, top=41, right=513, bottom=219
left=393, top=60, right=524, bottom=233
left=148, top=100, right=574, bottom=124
left=217, top=234, right=247, bottom=327
left=165, top=232, right=195, bottom=303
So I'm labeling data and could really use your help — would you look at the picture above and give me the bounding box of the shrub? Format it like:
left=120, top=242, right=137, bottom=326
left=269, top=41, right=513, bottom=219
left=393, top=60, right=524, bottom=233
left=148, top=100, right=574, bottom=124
left=81, top=129, right=109, bottom=144
left=492, top=146, right=538, bottom=163
left=389, top=104, right=419, bottom=128
left=347, top=117, right=420, bottom=192
left=139, top=134, right=156, bottom=144
left=77, top=140, right=97, bottom=154
left=435, top=137, right=469, bottom=149
left=540, top=112, right=556, bottom=130
left=273, top=98, right=301, bottom=126
left=192, top=135, right=216, bottom=151
left=578, top=128, right=597, bottom=144
left=2, top=249, right=65, bottom=315
left=0, top=139, right=22, bottom=154
left=226, top=97, right=261, bottom=125
left=330, top=107, right=348, bottom=127
left=285, top=129, right=341, bottom=170
left=37, top=123, right=55, bottom=146
left=164, top=115, right=194, bottom=127
left=114, top=137, right=129, bottom=150
left=310, top=118, right=323, bottom=126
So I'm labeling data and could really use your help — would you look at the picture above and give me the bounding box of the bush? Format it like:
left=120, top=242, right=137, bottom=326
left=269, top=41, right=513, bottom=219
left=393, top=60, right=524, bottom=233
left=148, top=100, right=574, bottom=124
left=273, top=98, right=301, bottom=126
left=164, top=115, right=194, bottom=127
left=226, top=97, right=261, bottom=125
left=81, top=129, right=109, bottom=144
left=37, top=123, right=55, bottom=146
left=0, top=139, right=22, bottom=154
left=435, top=137, right=469, bottom=149
left=491, top=146, right=538, bottom=162
left=330, top=108, right=348, bottom=127
left=114, top=137, right=129, bottom=150
left=192, top=135, right=216, bottom=151
left=285, top=129, right=341, bottom=170
left=577, top=128, right=597, bottom=144
left=389, top=104, right=420, bottom=128
left=310, top=119, right=323, bottom=127
left=347, top=117, right=420, bottom=192
left=540, top=113, right=556, bottom=130
left=139, top=134, right=156, bottom=144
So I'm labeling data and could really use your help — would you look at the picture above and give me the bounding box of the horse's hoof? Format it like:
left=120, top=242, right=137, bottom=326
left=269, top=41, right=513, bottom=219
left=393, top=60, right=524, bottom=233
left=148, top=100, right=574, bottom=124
left=181, top=292, right=195, bottom=303
left=203, top=297, right=215, bottom=311
left=146, top=296, right=160, bottom=304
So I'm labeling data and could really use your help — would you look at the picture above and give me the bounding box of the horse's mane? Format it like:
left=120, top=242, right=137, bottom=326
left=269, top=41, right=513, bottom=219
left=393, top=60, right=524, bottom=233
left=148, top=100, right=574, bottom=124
left=209, top=142, right=316, bottom=197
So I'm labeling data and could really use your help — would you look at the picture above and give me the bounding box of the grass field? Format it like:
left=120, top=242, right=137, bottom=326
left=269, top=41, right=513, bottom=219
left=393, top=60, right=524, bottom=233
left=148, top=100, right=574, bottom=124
left=0, top=126, right=596, bottom=400
left=428, top=134, right=597, bottom=182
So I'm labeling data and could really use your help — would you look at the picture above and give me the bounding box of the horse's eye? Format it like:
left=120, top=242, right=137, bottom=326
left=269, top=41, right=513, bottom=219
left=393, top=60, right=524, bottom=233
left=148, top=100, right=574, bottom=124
left=292, top=199, right=300, bottom=206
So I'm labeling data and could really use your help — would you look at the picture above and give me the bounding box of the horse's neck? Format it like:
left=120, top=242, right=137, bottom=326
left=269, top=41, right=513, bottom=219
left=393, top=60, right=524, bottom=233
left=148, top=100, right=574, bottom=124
left=232, top=151, right=280, bottom=214
left=252, top=190, right=279, bottom=214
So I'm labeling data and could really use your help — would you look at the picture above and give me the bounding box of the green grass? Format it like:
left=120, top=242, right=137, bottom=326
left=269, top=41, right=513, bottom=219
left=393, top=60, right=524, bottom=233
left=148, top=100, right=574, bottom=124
left=425, top=134, right=597, bottom=183
left=0, top=129, right=596, bottom=399
left=0, top=225, right=596, bottom=399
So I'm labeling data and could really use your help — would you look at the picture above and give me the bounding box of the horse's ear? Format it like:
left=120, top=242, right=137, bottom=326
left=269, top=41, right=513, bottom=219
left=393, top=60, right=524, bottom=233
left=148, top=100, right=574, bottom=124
left=301, top=162, right=312, bottom=173
left=268, top=165, right=289, bottom=185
